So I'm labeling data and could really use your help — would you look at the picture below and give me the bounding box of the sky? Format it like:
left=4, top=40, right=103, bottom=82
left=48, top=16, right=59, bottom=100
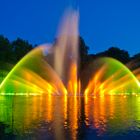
left=0, top=0, right=140, bottom=56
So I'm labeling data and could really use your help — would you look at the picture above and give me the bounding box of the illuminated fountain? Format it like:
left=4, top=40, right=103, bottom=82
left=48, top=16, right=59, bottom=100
left=1, top=9, right=140, bottom=140
left=83, top=57, right=140, bottom=96
left=0, top=10, right=140, bottom=96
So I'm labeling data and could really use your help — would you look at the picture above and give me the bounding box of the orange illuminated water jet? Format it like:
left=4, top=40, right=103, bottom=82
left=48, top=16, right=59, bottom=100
left=0, top=10, right=140, bottom=96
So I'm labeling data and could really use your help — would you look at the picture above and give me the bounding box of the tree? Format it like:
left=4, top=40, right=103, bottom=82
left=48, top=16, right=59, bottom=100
left=79, top=37, right=89, bottom=60
left=12, top=38, right=33, bottom=61
left=79, top=36, right=89, bottom=69
left=131, top=53, right=140, bottom=60
left=0, top=35, right=13, bottom=63
left=95, top=47, right=130, bottom=64
left=129, top=53, right=140, bottom=69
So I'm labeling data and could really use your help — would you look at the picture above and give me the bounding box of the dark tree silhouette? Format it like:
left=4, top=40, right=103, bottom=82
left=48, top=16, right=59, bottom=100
left=132, top=53, right=140, bottom=60
left=79, top=36, right=89, bottom=70
left=94, top=47, right=130, bottom=64
left=128, top=53, right=140, bottom=69
left=12, top=38, right=33, bottom=61
left=0, top=35, right=13, bottom=63
left=79, top=37, right=89, bottom=61
left=0, top=34, right=140, bottom=74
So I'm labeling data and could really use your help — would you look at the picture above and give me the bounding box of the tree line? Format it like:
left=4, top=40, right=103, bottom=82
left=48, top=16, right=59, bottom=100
left=0, top=35, right=140, bottom=70
left=79, top=37, right=140, bottom=70
left=0, top=35, right=33, bottom=64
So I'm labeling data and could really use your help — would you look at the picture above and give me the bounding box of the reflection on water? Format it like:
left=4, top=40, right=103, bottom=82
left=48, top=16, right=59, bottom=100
left=0, top=95, right=140, bottom=140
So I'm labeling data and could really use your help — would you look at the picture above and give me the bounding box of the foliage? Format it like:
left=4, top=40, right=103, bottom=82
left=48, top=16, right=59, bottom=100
left=93, top=47, right=130, bottom=64
left=0, top=34, right=140, bottom=73
left=0, top=35, right=33, bottom=65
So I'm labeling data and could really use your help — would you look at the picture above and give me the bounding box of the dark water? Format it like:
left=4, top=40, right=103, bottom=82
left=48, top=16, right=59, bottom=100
left=0, top=95, right=140, bottom=140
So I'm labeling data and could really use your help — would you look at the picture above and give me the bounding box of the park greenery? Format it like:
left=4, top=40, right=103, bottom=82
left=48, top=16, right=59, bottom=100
left=0, top=34, right=140, bottom=81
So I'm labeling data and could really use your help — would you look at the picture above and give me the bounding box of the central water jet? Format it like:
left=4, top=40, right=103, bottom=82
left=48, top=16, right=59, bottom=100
left=0, top=9, right=140, bottom=96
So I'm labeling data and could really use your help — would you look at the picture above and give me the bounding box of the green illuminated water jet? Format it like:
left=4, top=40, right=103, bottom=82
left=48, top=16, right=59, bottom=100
left=0, top=10, right=140, bottom=96
left=84, top=57, right=140, bottom=96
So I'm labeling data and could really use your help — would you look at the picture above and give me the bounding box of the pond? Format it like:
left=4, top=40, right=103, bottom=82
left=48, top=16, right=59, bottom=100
left=0, top=95, right=140, bottom=140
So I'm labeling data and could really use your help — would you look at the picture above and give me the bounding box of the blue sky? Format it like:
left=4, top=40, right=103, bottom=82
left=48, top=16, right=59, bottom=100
left=0, top=0, right=140, bottom=55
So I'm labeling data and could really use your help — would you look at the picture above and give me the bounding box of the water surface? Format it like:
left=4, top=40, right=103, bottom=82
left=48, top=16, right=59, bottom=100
left=0, top=95, right=140, bottom=140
